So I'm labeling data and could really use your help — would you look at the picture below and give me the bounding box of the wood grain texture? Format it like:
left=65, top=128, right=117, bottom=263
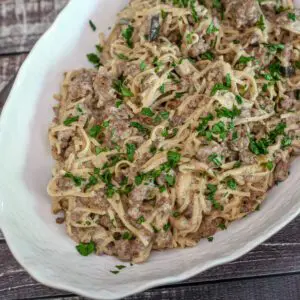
left=41, top=274, right=300, bottom=300
left=0, top=0, right=69, bottom=55
left=1, top=217, right=300, bottom=299
left=0, top=54, right=27, bottom=93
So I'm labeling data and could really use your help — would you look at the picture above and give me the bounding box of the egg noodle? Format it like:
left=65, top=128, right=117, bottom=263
left=48, top=0, right=300, bottom=263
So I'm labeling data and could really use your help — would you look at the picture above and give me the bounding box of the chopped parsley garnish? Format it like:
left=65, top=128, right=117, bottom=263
left=159, top=185, right=167, bottom=193
left=263, top=43, right=284, bottom=53
left=163, top=222, right=171, bottom=231
left=167, top=150, right=181, bottom=168
left=207, top=236, right=214, bottom=242
left=116, top=100, right=123, bottom=108
left=264, top=161, right=274, bottom=171
left=211, top=83, right=229, bottom=96
left=76, top=241, right=95, bottom=256
left=197, top=113, right=214, bottom=136
left=207, top=21, right=219, bottom=34
left=87, top=53, right=101, bottom=68
left=190, top=0, right=199, bottom=22
left=234, top=161, right=241, bottom=168
left=211, top=73, right=231, bottom=96
left=126, top=143, right=136, bottom=162
left=150, top=145, right=157, bottom=154
left=85, top=175, right=99, bottom=190
left=295, top=61, right=300, bottom=70
left=165, top=174, right=176, bottom=186
left=152, top=224, right=160, bottom=233
left=137, top=216, right=145, bottom=224
left=113, top=76, right=134, bottom=98
left=172, top=211, right=180, bottom=218
left=256, top=15, right=266, bottom=31
left=141, top=107, right=155, bottom=117
left=186, top=32, right=193, bottom=44
left=175, top=92, right=186, bottom=98
left=110, top=270, right=119, bottom=275
left=208, top=153, right=222, bottom=167
left=161, top=9, right=168, bottom=20
left=76, top=105, right=83, bottom=114
left=116, top=265, right=126, bottom=270
left=116, top=53, right=129, bottom=60
left=89, top=125, right=102, bottom=138
left=159, top=83, right=166, bottom=94
left=216, top=105, right=241, bottom=119
left=235, top=95, right=243, bottom=104
left=63, top=116, right=79, bottom=126
left=227, top=178, right=237, bottom=190
left=212, top=121, right=227, bottom=140
left=201, top=51, right=214, bottom=61
left=95, top=146, right=107, bottom=155
left=122, top=231, right=134, bottom=240
left=122, top=25, right=134, bottom=48
left=135, top=174, right=144, bottom=186
left=140, top=60, right=147, bottom=71
left=130, top=122, right=149, bottom=134
left=212, top=0, right=224, bottom=19
left=249, top=122, right=287, bottom=155
left=218, top=223, right=226, bottom=230
left=64, top=172, right=83, bottom=187
left=160, top=111, right=170, bottom=120
left=207, top=184, right=223, bottom=210
left=237, top=56, right=255, bottom=65
left=288, top=12, right=296, bottom=21
left=153, top=56, right=164, bottom=72
left=95, top=44, right=103, bottom=53
left=89, top=20, right=96, bottom=31
left=281, top=135, right=292, bottom=149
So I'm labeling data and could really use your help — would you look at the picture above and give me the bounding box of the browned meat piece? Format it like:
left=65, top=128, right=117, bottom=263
left=68, top=70, right=96, bottom=101
left=224, top=0, right=260, bottom=29
left=78, top=190, right=110, bottom=210
left=129, top=185, right=152, bottom=204
left=115, top=240, right=132, bottom=261
left=188, top=36, right=209, bottom=58
left=190, top=217, right=224, bottom=239
left=153, top=231, right=173, bottom=249
left=123, top=62, right=141, bottom=78
left=196, top=142, right=223, bottom=162
left=239, top=149, right=257, bottom=165
left=171, top=98, right=199, bottom=126
left=274, top=160, right=290, bottom=182
left=57, top=129, right=74, bottom=151
left=57, top=177, right=74, bottom=191
left=228, top=132, right=249, bottom=152
left=52, top=128, right=75, bottom=161
left=240, top=197, right=257, bottom=213
left=98, top=215, right=112, bottom=229
left=93, top=67, right=114, bottom=106
left=102, top=105, right=135, bottom=146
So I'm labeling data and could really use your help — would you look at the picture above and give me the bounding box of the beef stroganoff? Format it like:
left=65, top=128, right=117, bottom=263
left=48, top=0, right=300, bottom=263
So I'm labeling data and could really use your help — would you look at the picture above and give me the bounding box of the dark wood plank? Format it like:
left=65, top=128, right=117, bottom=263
left=0, top=0, right=68, bottom=55
left=5, top=273, right=300, bottom=300
left=0, top=54, right=27, bottom=94
left=1, top=216, right=299, bottom=299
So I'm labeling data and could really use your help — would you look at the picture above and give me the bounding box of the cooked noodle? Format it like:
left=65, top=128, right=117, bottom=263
left=48, top=0, right=300, bottom=263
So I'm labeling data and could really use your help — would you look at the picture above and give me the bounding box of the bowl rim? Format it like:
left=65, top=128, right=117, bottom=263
left=1, top=0, right=300, bottom=299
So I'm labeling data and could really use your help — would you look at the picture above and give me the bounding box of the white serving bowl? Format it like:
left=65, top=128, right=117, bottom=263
left=0, top=0, right=300, bottom=299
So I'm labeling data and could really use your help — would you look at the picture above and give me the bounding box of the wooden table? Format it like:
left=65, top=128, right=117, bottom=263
left=0, top=1, right=300, bottom=299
